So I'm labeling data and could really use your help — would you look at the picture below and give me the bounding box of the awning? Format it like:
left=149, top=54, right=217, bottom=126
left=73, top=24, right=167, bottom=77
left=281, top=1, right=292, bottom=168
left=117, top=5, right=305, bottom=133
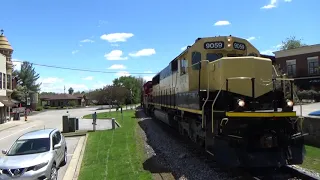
left=0, top=97, right=16, bottom=107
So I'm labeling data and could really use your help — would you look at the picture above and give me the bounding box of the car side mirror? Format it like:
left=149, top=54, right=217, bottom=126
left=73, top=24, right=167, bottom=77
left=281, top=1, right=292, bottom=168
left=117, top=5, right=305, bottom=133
left=54, top=144, right=61, bottom=150
left=2, top=150, right=7, bottom=154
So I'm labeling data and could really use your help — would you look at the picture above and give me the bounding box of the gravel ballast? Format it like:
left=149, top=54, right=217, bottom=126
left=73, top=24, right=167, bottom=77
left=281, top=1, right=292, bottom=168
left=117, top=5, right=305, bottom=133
left=135, top=109, right=233, bottom=180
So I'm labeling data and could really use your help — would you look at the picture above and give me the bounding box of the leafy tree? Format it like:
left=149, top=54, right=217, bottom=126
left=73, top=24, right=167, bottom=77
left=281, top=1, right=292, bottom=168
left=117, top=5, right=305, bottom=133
left=68, top=87, right=74, bottom=94
left=112, top=76, right=145, bottom=104
left=280, top=36, right=307, bottom=50
left=12, top=85, right=29, bottom=102
left=16, top=61, right=41, bottom=92
left=40, top=92, right=57, bottom=95
left=12, top=61, right=41, bottom=102
left=86, top=86, right=128, bottom=105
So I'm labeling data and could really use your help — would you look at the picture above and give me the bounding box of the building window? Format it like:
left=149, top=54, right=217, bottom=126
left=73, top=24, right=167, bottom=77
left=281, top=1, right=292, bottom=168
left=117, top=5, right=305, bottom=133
left=180, top=59, right=187, bottom=75
left=7, top=74, right=11, bottom=89
left=286, top=60, right=296, bottom=77
left=0, top=73, right=2, bottom=89
left=2, top=73, right=5, bottom=89
left=307, top=56, right=319, bottom=75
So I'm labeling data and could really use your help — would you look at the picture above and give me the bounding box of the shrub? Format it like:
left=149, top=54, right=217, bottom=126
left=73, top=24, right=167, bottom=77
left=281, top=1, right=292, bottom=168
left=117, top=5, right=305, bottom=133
left=36, top=106, right=43, bottom=111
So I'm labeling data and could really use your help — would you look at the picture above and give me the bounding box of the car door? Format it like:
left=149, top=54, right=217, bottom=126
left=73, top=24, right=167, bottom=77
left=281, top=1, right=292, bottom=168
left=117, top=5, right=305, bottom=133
left=52, top=132, right=63, bottom=163
left=55, top=131, right=64, bottom=162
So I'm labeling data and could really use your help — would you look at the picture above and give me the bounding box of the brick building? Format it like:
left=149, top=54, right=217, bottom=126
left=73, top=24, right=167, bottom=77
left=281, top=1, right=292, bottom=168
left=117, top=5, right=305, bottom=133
left=39, top=94, right=89, bottom=107
left=273, top=44, right=320, bottom=90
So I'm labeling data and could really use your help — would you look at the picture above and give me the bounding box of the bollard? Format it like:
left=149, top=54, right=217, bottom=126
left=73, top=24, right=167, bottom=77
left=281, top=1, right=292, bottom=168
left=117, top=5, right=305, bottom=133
left=112, top=118, right=115, bottom=129
left=92, top=112, right=97, bottom=131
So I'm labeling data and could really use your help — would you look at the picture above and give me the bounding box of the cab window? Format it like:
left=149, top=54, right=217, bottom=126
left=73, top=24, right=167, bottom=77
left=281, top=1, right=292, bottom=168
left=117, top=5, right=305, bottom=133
left=206, top=53, right=223, bottom=62
left=227, top=54, right=244, bottom=57
left=192, top=52, right=201, bottom=70
left=180, top=59, right=187, bottom=75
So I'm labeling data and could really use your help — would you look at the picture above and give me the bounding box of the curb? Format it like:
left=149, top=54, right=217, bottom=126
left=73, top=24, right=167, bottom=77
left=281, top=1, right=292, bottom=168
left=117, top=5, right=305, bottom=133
left=63, top=134, right=87, bottom=180
left=72, top=133, right=89, bottom=180
left=115, top=120, right=121, bottom=128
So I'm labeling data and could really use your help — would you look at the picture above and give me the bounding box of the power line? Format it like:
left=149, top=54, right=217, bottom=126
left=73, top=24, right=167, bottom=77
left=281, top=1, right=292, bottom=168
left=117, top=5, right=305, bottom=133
left=12, top=60, right=157, bottom=75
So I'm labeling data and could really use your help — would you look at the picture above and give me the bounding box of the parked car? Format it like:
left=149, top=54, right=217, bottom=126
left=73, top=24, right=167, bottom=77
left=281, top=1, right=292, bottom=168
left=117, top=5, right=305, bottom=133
left=0, top=128, right=67, bottom=180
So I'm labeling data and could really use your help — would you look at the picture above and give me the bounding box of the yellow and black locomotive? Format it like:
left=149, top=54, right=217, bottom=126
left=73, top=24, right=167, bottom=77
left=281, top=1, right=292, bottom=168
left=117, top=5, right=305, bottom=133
left=141, top=35, right=306, bottom=168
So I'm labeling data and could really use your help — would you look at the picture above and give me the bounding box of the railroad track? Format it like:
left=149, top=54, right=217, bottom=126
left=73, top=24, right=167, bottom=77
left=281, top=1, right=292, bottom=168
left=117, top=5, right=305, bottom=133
left=139, top=109, right=319, bottom=180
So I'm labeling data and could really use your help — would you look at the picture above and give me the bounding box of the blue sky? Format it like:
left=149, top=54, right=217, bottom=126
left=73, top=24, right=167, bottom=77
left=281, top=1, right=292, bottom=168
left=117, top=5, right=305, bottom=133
left=1, top=0, right=319, bottom=93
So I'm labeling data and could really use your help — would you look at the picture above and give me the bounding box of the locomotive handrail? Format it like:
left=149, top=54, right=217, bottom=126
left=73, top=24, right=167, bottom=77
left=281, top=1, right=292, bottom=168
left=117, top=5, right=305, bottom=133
left=211, top=80, right=227, bottom=133
left=227, top=77, right=253, bottom=80
left=201, top=60, right=210, bottom=129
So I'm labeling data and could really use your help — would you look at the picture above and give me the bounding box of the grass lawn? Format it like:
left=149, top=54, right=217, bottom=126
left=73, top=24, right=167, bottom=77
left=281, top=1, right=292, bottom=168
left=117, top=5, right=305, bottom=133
left=78, top=110, right=152, bottom=180
left=301, top=145, right=320, bottom=173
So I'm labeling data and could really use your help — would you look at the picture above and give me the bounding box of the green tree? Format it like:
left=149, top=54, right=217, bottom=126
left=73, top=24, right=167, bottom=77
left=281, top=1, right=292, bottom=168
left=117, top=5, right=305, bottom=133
left=112, top=76, right=144, bottom=104
left=280, top=36, right=307, bottom=50
left=12, top=61, right=41, bottom=102
left=17, top=61, right=41, bottom=92
left=68, top=87, right=74, bottom=94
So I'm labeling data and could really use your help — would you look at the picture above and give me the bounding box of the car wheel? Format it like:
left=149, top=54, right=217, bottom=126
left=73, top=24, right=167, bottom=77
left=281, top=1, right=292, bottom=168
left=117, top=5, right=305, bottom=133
left=60, top=148, right=67, bottom=167
left=50, top=163, right=58, bottom=180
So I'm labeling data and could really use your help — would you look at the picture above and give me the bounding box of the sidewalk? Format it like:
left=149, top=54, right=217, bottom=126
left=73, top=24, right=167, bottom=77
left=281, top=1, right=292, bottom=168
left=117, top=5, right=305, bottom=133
left=0, top=120, right=28, bottom=132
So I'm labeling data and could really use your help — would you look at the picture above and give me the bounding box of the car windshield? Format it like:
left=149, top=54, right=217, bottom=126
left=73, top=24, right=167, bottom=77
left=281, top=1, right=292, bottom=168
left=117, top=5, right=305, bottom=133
left=6, top=138, right=50, bottom=156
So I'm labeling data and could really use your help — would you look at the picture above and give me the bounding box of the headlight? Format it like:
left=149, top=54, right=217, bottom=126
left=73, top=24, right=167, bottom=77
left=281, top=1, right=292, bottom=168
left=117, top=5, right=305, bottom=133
left=287, top=100, right=294, bottom=107
left=238, top=99, right=245, bottom=107
left=33, top=161, right=49, bottom=171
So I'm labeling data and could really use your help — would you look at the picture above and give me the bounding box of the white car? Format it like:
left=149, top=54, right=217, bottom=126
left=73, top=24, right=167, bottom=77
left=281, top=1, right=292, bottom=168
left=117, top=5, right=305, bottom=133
left=0, top=128, right=67, bottom=180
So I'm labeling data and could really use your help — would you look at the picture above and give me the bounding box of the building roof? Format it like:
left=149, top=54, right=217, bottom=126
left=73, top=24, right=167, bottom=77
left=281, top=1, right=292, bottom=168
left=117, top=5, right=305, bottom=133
left=273, top=44, right=320, bottom=58
left=40, top=93, right=84, bottom=100
left=19, top=129, right=56, bottom=140
left=0, top=30, right=13, bottom=51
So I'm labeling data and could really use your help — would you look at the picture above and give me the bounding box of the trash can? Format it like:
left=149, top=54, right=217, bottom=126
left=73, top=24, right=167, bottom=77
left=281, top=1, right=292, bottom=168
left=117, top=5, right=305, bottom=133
left=62, top=115, right=69, bottom=133
left=68, top=117, right=76, bottom=132
left=75, top=118, right=79, bottom=130
left=13, top=113, right=20, bottom=120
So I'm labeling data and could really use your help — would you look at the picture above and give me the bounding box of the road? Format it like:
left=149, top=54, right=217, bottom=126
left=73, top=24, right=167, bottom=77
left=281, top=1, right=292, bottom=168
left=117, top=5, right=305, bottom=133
left=0, top=105, right=123, bottom=180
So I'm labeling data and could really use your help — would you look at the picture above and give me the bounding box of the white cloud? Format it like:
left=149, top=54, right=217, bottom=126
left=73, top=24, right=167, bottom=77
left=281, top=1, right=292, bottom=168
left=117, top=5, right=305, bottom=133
left=72, top=50, right=79, bottom=54
left=181, top=46, right=187, bottom=51
left=104, top=50, right=128, bottom=60
left=129, top=48, right=156, bottom=57
left=37, top=77, right=89, bottom=93
left=260, top=50, right=274, bottom=55
left=261, top=0, right=277, bottom=9
left=142, top=71, right=154, bottom=81
left=83, top=76, right=94, bottom=80
left=273, top=44, right=283, bottom=49
left=92, top=81, right=110, bottom=89
left=214, top=21, right=231, bottom=26
left=143, top=76, right=153, bottom=81
left=12, top=59, right=22, bottom=71
left=108, top=64, right=126, bottom=70
left=79, top=44, right=83, bottom=47
left=80, top=39, right=94, bottom=43
left=111, top=44, right=119, bottom=47
left=246, top=37, right=256, bottom=42
left=100, top=33, right=134, bottom=43
left=40, top=77, right=64, bottom=84
left=260, top=43, right=283, bottom=55
left=284, top=0, right=292, bottom=2
left=116, top=71, right=130, bottom=77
